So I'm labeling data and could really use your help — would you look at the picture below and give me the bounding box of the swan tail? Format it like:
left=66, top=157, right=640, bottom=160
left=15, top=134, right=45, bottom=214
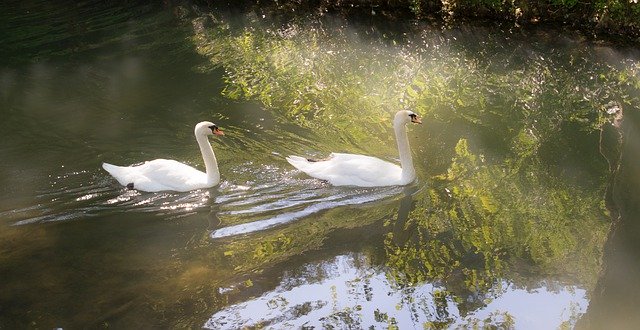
left=286, top=155, right=313, bottom=170
left=102, top=162, right=133, bottom=186
left=286, top=155, right=308, bottom=163
left=102, top=162, right=120, bottom=175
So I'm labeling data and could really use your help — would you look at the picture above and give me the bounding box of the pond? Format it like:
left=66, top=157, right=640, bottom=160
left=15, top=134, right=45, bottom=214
left=2, top=1, right=640, bottom=328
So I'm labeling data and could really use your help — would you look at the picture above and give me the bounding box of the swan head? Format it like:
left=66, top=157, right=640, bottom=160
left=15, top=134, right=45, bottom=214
left=195, top=121, right=224, bottom=137
left=394, top=110, right=422, bottom=126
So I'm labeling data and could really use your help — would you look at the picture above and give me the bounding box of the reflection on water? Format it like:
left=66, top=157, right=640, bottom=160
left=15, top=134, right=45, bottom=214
left=1, top=0, right=639, bottom=328
left=205, top=254, right=587, bottom=329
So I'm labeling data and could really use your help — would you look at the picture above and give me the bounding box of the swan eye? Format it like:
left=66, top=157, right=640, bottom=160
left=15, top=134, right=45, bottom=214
left=209, top=125, right=218, bottom=131
left=408, top=113, right=422, bottom=124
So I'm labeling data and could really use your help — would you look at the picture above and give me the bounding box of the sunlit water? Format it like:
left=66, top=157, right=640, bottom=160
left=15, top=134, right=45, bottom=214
left=2, top=0, right=639, bottom=328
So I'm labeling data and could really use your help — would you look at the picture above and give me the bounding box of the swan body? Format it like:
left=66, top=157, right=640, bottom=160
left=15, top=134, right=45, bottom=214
left=286, top=110, right=422, bottom=187
left=102, top=121, right=224, bottom=192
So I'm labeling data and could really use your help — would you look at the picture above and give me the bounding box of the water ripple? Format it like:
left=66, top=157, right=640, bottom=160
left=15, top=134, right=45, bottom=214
left=5, top=165, right=405, bottom=235
left=211, top=175, right=403, bottom=238
left=3, top=169, right=214, bottom=225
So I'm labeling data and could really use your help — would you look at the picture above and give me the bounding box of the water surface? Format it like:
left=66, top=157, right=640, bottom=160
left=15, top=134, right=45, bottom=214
left=2, top=1, right=639, bottom=328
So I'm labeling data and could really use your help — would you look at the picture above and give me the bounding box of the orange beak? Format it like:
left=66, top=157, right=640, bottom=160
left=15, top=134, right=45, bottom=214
left=412, top=116, right=423, bottom=124
left=213, top=128, right=224, bottom=136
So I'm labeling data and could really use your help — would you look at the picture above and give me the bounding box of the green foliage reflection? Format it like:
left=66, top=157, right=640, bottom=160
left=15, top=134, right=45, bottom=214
left=191, top=12, right=639, bottom=159
left=385, top=139, right=608, bottom=315
left=184, top=9, right=640, bottom=322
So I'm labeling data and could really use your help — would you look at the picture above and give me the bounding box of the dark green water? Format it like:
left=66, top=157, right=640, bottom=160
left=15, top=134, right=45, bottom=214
left=2, top=1, right=640, bottom=328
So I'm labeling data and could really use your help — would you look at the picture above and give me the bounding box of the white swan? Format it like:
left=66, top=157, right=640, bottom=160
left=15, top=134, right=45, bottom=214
left=286, top=110, right=422, bottom=187
left=102, top=121, right=224, bottom=192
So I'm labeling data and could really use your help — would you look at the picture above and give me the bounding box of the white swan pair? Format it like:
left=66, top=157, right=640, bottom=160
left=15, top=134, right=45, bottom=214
left=103, top=110, right=422, bottom=192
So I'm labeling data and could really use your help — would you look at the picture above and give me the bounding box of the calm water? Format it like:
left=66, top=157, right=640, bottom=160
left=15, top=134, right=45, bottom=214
left=2, top=1, right=640, bottom=328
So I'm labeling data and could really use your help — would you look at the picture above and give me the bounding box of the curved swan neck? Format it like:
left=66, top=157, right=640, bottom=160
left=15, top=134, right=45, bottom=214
left=394, top=121, right=415, bottom=184
left=195, top=133, right=220, bottom=185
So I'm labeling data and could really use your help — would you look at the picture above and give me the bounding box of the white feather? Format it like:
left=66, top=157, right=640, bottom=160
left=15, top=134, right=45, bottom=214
left=103, top=121, right=223, bottom=192
left=286, top=110, right=421, bottom=187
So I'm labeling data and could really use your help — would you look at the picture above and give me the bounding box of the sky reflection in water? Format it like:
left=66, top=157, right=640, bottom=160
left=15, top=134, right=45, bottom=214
left=205, top=254, right=587, bottom=329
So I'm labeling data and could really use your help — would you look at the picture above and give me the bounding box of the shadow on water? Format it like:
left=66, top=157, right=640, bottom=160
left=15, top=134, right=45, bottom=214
left=578, top=101, right=640, bottom=329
